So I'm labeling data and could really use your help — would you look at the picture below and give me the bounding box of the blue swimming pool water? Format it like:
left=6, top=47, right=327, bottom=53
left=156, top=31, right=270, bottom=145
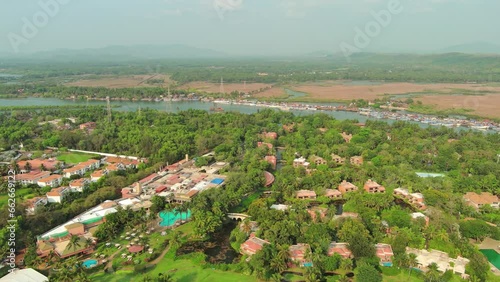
left=82, top=259, right=98, bottom=268
left=382, top=262, right=393, bottom=267
left=303, top=262, right=313, bottom=267
left=480, top=249, right=500, bottom=269
left=210, top=178, right=224, bottom=185
left=159, top=209, right=191, bottom=227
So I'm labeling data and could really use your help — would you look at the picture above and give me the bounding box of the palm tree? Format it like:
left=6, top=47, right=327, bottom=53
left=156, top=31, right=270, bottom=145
left=425, top=262, right=440, bottom=282
left=241, top=219, right=252, bottom=234
left=83, top=238, right=94, bottom=250
left=337, top=275, right=350, bottom=282
left=24, top=161, right=32, bottom=172
left=67, top=235, right=82, bottom=252
left=157, top=272, right=175, bottom=282
left=408, top=253, right=418, bottom=280
left=270, top=273, right=282, bottom=282
left=305, top=267, right=319, bottom=282
left=340, top=258, right=353, bottom=273
left=169, top=230, right=182, bottom=249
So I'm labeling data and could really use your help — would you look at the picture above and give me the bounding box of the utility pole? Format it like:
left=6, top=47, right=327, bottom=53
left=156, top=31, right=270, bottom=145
left=106, top=96, right=112, bottom=123
left=220, top=77, right=224, bottom=94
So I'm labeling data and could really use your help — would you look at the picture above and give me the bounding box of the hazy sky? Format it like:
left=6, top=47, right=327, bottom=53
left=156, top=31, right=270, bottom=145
left=1, top=0, right=499, bottom=55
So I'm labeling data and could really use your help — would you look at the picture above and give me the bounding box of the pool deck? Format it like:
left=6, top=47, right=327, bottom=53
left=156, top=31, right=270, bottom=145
left=478, top=237, right=500, bottom=276
left=478, top=237, right=500, bottom=252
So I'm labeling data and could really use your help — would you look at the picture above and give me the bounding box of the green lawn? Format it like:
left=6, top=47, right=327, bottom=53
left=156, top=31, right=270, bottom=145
left=57, top=152, right=98, bottom=164
left=89, top=254, right=257, bottom=282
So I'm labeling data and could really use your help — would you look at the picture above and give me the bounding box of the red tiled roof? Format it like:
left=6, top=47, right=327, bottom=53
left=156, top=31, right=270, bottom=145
left=18, top=159, right=60, bottom=171
left=15, top=171, right=51, bottom=181
left=38, top=174, right=62, bottom=183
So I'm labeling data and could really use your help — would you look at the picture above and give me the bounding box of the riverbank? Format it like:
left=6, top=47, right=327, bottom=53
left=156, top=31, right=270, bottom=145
left=1, top=96, right=499, bottom=133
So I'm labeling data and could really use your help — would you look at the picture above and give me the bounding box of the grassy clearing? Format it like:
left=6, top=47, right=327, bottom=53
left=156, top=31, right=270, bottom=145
left=57, top=152, right=98, bottom=164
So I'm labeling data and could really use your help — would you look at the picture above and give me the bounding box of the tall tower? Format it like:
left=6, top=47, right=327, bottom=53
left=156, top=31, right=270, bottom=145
left=220, top=77, right=225, bottom=94
left=106, top=96, right=112, bottom=123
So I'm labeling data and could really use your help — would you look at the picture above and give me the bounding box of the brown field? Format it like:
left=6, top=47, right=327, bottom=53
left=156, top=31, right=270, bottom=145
left=282, top=82, right=500, bottom=101
left=178, top=82, right=272, bottom=94
left=415, top=94, right=500, bottom=118
left=254, top=87, right=287, bottom=98
left=65, top=74, right=172, bottom=88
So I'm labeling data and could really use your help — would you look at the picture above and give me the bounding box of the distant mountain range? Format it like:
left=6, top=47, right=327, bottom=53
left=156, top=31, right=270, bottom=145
left=305, top=42, right=500, bottom=58
left=437, top=42, right=500, bottom=54
left=1, top=42, right=500, bottom=61
left=1, top=45, right=228, bottom=61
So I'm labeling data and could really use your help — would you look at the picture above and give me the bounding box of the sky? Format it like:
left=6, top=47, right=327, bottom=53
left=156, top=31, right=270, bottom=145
left=0, top=0, right=499, bottom=56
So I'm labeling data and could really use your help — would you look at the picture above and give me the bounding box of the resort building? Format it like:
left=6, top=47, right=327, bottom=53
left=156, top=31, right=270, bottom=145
left=411, top=212, right=430, bottom=226
left=240, top=235, right=270, bottom=256
left=264, top=155, right=277, bottom=170
left=410, top=193, right=427, bottom=210
left=327, top=242, right=353, bottom=259
left=307, top=207, right=328, bottom=221
left=334, top=212, right=359, bottom=220
left=394, top=188, right=427, bottom=210
left=257, top=142, right=273, bottom=150
left=270, top=204, right=289, bottom=211
left=393, top=187, right=410, bottom=198
left=364, top=179, right=385, bottom=193
left=69, top=178, right=89, bottom=192
left=463, top=192, right=499, bottom=210
left=293, top=157, right=310, bottom=168
left=325, top=189, right=342, bottom=199
left=46, top=187, right=70, bottom=203
left=289, top=244, right=312, bottom=267
left=406, top=248, right=470, bottom=277
left=0, top=268, right=48, bottom=282
left=104, top=156, right=140, bottom=169
left=18, top=158, right=62, bottom=173
left=25, top=197, right=48, bottom=215
left=79, top=122, right=96, bottom=131
left=296, top=190, right=317, bottom=200
left=90, top=170, right=106, bottom=182
left=14, top=171, right=51, bottom=186
left=375, top=243, right=394, bottom=266
left=106, top=162, right=126, bottom=172
left=37, top=174, right=63, bottom=188
left=331, top=154, right=346, bottom=165
left=350, top=156, right=364, bottom=166
left=262, top=132, right=278, bottom=140
left=311, top=156, right=327, bottom=165
left=341, top=132, right=353, bottom=143
left=63, top=159, right=101, bottom=178
left=338, top=180, right=358, bottom=194
left=63, top=166, right=86, bottom=178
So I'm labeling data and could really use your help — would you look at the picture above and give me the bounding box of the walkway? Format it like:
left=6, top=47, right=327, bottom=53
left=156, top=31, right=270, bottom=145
left=148, top=245, right=171, bottom=265
left=105, top=248, right=125, bottom=269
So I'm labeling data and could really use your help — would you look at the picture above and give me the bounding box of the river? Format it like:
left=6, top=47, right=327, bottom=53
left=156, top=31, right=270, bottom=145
left=0, top=97, right=429, bottom=126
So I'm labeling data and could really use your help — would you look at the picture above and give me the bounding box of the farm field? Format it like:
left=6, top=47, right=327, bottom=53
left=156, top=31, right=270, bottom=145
left=280, top=81, right=500, bottom=101
left=65, top=74, right=172, bottom=88
left=178, top=81, right=272, bottom=94
left=415, top=94, right=500, bottom=118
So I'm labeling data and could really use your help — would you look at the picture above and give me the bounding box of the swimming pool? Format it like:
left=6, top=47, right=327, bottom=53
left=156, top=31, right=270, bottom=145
left=480, top=249, right=500, bottom=269
left=159, top=209, right=191, bottom=227
left=382, top=262, right=393, bottom=267
left=82, top=259, right=98, bottom=268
